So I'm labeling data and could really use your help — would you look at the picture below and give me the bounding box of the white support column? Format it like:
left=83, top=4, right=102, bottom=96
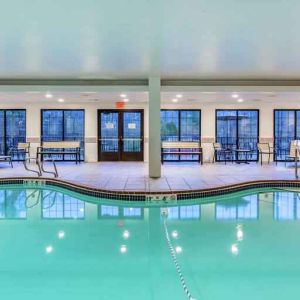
left=148, top=77, right=161, bottom=178
left=85, top=106, right=98, bottom=162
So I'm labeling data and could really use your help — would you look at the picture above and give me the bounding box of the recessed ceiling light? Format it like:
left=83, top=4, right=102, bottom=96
left=237, top=98, right=244, bottom=103
left=232, top=94, right=239, bottom=98
left=45, top=92, right=53, bottom=99
left=176, top=94, right=182, bottom=98
left=58, top=98, right=65, bottom=102
left=120, top=94, right=127, bottom=98
left=123, top=98, right=129, bottom=102
left=172, top=98, right=178, bottom=103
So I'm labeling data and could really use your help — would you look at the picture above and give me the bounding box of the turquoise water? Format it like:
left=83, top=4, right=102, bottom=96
left=0, top=185, right=300, bottom=299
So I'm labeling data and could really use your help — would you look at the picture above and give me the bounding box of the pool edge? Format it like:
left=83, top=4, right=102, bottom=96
left=0, top=177, right=299, bottom=201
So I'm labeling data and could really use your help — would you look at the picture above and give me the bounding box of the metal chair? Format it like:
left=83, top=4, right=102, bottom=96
left=213, top=142, right=233, bottom=164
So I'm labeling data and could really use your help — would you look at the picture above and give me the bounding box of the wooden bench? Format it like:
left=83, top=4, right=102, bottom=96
left=37, top=141, right=81, bottom=164
left=161, top=141, right=203, bottom=164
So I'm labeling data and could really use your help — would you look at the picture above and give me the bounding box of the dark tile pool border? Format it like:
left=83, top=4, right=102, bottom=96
left=0, top=177, right=300, bottom=201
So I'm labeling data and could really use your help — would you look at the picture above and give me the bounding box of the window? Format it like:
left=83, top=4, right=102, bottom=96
left=98, top=205, right=144, bottom=219
left=274, top=110, right=300, bottom=161
left=216, top=195, right=258, bottom=220
left=216, top=110, right=259, bottom=161
left=0, top=110, right=26, bottom=160
left=41, top=110, right=84, bottom=160
left=161, top=110, right=201, bottom=161
left=163, top=205, right=201, bottom=220
left=123, top=207, right=142, bottom=218
left=100, top=205, right=119, bottom=217
left=273, top=192, right=300, bottom=220
left=42, top=191, right=85, bottom=219
left=0, top=189, right=27, bottom=219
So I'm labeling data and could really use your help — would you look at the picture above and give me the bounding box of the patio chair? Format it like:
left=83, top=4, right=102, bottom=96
left=213, top=142, right=233, bottom=164
left=257, top=142, right=277, bottom=165
left=285, top=140, right=300, bottom=166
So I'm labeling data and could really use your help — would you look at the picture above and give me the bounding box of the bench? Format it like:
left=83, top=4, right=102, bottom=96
left=10, top=142, right=30, bottom=161
left=37, top=141, right=81, bottom=164
left=161, top=141, right=203, bottom=164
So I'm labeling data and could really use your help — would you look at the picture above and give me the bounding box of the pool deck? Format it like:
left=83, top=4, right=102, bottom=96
left=0, top=161, right=297, bottom=193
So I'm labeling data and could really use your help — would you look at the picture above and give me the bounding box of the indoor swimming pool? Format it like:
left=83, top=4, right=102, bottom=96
left=1, top=184, right=300, bottom=299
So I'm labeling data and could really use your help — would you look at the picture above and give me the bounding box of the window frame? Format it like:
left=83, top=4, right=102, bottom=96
left=215, top=194, right=259, bottom=220
left=273, top=191, right=300, bottom=220
left=160, top=109, right=201, bottom=162
left=0, top=109, right=26, bottom=160
left=41, top=109, right=85, bottom=161
left=41, top=191, right=85, bottom=220
left=215, top=109, right=260, bottom=162
left=273, top=109, right=300, bottom=162
left=161, top=109, right=201, bottom=142
left=0, top=189, right=27, bottom=219
left=98, top=205, right=144, bottom=220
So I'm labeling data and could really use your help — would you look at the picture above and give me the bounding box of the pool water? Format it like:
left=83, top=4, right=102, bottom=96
left=0, top=185, right=300, bottom=299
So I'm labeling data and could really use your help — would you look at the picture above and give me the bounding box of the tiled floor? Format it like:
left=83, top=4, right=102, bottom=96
left=0, top=161, right=298, bottom=192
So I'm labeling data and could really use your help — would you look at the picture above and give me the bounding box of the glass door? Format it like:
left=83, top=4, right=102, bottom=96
left=98, top=110, right=144, bottom=161
left=99, top=111, right=120, bottom=161
left=122, top=111, right=143, bottom=161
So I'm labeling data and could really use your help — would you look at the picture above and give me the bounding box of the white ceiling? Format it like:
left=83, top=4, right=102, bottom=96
left=0, top=0, right=300, bottom=79
left=2, top=91, right=300, bottom=104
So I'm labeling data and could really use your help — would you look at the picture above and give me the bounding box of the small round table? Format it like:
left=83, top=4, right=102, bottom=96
left=235, top=149, right=251, bottom=164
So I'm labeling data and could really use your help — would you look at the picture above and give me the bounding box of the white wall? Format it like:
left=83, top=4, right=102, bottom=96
left=1, top=101, right=300, bottom=163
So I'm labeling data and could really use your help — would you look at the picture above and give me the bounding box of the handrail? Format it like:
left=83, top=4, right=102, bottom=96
left=25, top=190, right=41, bottom=208
left=42, top=191, right=58, bottom=209
left=40, top=158, right=58, bottom=178
left=23, top=157, right=42, bottom=177
left=23, top=155, right=58, bottom=178
left=25, top=190, right=58, bottom=210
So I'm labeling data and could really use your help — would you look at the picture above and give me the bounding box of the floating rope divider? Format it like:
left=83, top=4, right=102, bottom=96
left=163, top=218, right=197, bottom=300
